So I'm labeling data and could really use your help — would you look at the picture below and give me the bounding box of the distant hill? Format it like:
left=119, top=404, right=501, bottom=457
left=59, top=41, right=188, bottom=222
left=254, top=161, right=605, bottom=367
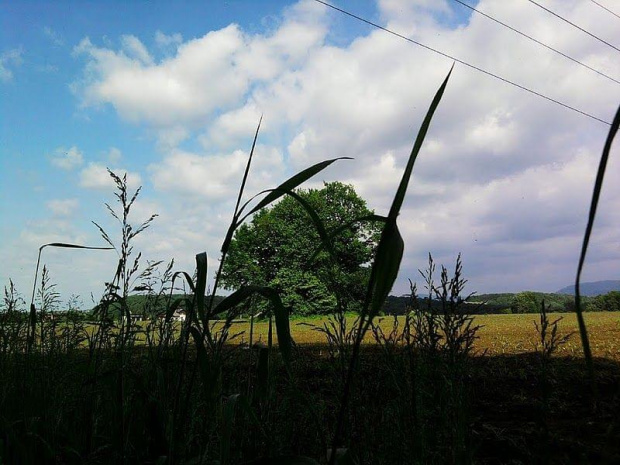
left=556, top=280, right=620, bottom=296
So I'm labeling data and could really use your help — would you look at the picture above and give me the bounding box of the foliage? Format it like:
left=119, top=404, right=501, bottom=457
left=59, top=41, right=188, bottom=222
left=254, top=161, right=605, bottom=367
left=586, top=290, right=620, bottom=312
left=220, top=181, right=381, bottom=316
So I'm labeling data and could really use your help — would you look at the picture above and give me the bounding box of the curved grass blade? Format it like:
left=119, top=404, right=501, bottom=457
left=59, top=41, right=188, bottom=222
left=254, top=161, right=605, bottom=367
left=211, top=286, right=261, bottom=318
left=240, top=188, right=336, bottom=259
left=211, top=285, right=293, bottom=372
left=218, top=157, right=352, bottom=295
left=236, top=157, right=353, bottom=220
left=30, top=242, right=114, bottom=305
left=367, top=220, right=404, bottom=319
left=388, top=64, right=453, bottom=219
left=308, top=213, right=387, bottom=263
left=329, top=66, right=453, bottom=465
left=575, top=103, right=620, bottom=377
left=363, top=64, right=453, bottom=322
left=27, top=241, right=114, bottom=353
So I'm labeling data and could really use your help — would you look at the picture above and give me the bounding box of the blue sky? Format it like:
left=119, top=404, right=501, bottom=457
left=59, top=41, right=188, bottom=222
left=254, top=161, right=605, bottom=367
left=1, top=0, right=619, bottom=307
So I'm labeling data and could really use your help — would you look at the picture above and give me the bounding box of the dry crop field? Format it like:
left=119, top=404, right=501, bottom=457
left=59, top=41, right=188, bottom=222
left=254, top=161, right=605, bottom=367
left=227, top=311, right=620, bottom=360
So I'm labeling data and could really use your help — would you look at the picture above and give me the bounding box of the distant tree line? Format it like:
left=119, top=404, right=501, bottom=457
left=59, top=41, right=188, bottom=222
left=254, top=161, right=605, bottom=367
left=382, top=291, right=620, bottom=315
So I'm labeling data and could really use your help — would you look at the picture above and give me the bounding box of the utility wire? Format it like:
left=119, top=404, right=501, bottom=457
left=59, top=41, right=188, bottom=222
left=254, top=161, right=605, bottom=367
left=451, top=0, right=620, bottom=86
left=526, top=0, right=620, bottom=53
left=590, top=0, right=620, bottom=21
left=313, top=0, right=612, bottom=126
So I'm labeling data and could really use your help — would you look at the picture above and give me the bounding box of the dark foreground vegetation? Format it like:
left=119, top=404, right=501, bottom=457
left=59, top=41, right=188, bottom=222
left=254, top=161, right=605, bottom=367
left=2, top=342, right=619, bottom=464
left=2, top=71, right=619, bottom=464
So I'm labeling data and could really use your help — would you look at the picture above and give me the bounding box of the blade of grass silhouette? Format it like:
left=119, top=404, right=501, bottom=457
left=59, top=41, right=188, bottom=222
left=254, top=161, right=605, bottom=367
left=308, top=214, right=388, bottom=263
left=575, top=103, right=620, bottom=385
left=237, top=188, right=338, bottom=260
left=235, top=157, right=353, bottom=222
left=194, top=252, right=213, bottom=346
left=27, top=242, right=114, bottom=353
left=212, top=285, right=294, bottom=372
left=211, top=118, right=263, bottom=314
left=30, top=242, right=114, bottom=306
left=233, top=116, right=262, bottom=218
left=328, top=65, right=452, bottom=465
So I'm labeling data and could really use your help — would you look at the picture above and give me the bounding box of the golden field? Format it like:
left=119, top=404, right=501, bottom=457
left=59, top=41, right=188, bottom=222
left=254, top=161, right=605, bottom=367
left=226, top=311, right=620, bottom=360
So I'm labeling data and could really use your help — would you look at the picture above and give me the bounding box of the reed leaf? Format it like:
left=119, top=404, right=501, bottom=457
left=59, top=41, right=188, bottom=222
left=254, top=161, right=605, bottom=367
left=308, top=213, right=387, bottom=263
left=211, top=285, right=293, bottom=372
left=364, top=64, right=452, bottom=321
left=329, top=67, right=453, bottom=465
left=236, top=157, right=353, bottom=221
left=234, top=117, right=262, bottom=217
left=194, top=252, right=208, bottom=327
left=575, top=103, right=620, bottom=377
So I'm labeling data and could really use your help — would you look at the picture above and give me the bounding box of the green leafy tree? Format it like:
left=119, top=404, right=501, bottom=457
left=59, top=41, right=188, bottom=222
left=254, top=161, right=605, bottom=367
left=512, top=291, right=540, bottom=314
left=220, top=181, right=381, bottom=316
left=587, top=291, right=620, bottom=312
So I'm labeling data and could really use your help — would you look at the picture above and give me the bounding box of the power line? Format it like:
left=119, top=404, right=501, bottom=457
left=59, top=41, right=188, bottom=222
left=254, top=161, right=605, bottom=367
left=451, top=0, right=620, bottom=86
left=313, top=0, right=612, bottom=126
left=590, top=0, right=620, bottom=21
left=526, top=0, right=620, bottom=53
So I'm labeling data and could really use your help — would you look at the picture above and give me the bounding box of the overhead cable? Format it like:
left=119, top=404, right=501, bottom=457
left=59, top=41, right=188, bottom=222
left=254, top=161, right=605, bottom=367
left=451, top=0, right=620, bottom=86
left=526, top=0, right=620, bottom=53
left=313, top=0, right=612, bottom=126
left=589, top=0, right=620, bottom=21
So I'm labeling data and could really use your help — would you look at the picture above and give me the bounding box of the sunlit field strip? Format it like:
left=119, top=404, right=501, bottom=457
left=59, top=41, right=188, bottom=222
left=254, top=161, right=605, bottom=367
left=221, top=312, right=620, bottom=359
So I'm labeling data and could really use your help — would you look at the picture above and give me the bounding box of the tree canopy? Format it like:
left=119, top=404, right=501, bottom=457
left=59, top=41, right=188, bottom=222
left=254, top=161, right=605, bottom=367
left=220, top=181, right=380, bottom=316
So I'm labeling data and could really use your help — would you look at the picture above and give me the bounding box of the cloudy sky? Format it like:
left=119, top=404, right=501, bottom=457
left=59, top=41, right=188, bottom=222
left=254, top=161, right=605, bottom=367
left=1, top=0, right=619, bottom=307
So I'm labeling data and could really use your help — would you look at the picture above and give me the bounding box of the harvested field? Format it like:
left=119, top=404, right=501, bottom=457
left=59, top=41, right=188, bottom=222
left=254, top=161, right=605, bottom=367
left=228, top=311, right=620, bottom=360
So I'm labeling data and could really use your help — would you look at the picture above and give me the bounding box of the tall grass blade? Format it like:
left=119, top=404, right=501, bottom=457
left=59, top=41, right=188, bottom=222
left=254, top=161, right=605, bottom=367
left=367, top=221, right=404, bottom=319
left=234, top=117, right=262, bottom=217
left=575, top=103, right=620, bottom=377
left=238, top=157, right=352, bottom=220
left=258, top=288, right=292, bottom=373
left=365, top=64, right=452, bottom=320
left=388, top=64, right=453, bottom=219
left=213, top=119, right=263, bottom=312
left=27, top=241, right=114, bottom=353
left=211, top=285, right=293, bottom=372
left=329, top=67, right=452, bottom=465
left=308, top=213, right=387, bottom=263
left=194, top=252, right=208, bottom=328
